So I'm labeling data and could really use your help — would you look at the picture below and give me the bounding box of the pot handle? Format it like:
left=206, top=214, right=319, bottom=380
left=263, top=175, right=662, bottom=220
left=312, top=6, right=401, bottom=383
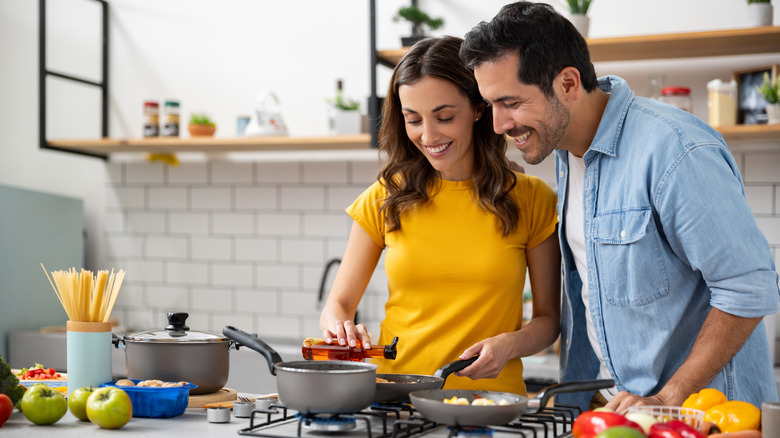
left=222, top=326, right=283, bottom=376
left=111, top=333, right=125, bottom=349
left=527, top=379, right=614, bottom=412
left=432, top=355, right=479, bottom=382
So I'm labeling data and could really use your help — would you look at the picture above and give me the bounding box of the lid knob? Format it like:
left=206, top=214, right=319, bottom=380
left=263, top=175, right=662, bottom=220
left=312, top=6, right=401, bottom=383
left=165, top=312, right=190, bottom=333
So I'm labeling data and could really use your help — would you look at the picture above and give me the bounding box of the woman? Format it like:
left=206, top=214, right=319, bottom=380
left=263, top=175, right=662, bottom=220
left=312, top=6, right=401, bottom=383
left=319, top=36, right=560, bottom=394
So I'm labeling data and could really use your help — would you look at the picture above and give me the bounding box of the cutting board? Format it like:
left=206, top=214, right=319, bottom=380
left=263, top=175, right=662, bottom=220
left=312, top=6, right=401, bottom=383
left=188, top=388, right=237, bottom=408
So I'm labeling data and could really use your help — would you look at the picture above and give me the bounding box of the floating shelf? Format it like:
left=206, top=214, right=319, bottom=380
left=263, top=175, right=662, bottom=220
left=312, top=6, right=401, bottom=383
left=378, top=26, right=780, bottom=65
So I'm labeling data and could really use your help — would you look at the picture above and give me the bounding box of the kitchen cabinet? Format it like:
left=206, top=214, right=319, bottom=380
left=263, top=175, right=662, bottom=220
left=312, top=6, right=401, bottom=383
left=370, top=26, right=780, bottom=145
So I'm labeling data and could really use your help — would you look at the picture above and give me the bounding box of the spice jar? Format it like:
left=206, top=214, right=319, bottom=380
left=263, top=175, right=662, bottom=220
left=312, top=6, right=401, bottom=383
left=162, top=100, right=180, bottom=137
left=706, top=79, right=737, bottom=127
left=143, top=101, right=160, bottom=137
left=659, top=87, right=693, bottom=113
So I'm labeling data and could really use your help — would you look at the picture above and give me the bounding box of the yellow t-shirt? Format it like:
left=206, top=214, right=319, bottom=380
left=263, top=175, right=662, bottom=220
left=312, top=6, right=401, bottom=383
left=346, top=172, right=558, bottom=394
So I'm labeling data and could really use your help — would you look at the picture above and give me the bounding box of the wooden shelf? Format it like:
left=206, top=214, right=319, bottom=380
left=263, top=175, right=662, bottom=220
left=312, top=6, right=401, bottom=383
left=377, top=26, right=780, bottom=65
left=45, top=134, right=372, bottom=156
left=716, top=123, right=780, bottom=142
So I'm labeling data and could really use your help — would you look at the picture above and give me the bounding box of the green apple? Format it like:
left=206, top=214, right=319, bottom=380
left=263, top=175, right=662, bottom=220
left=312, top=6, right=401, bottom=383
left=20, top=383, right=67, bottom=425
left=67, top=386, right=95, bottom=421
left=595, top=425, right=647, bottom=438
left=86, top=387, right=132, bottom=429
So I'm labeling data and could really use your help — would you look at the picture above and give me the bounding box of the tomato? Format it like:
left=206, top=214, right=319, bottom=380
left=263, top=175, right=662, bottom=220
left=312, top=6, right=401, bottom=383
left=595, top=426, right=647, bottom=438
left=20, top=383, right=67, bottom=425
left=0, top=394, right=12, bottom=427
left=86, top=387, right=132, bottom=429
left=573, top=410, right=645, bottom=438
left=649, top=420, right=706, bottom=438
left=67, top=386, right=95, bottom=421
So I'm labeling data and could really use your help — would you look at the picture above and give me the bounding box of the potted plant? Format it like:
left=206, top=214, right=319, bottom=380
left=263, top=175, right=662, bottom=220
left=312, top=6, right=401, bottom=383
left=756, top=71, right=780, bottom=124
left=188, top=113, right=216, bottom=137
left=556, top=0, right=594, bottom=37
left=328, top=79, right=362, bottom=135
left=747, top=0, right=773, bottom=27
left=393, top=5, right=444, bottom=47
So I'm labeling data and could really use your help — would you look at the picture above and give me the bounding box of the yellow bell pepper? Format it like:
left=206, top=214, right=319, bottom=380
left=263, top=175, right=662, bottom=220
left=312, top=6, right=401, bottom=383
left=703, top=400, right=761, bottom=433
left=682, top=388, right=727, bottom=411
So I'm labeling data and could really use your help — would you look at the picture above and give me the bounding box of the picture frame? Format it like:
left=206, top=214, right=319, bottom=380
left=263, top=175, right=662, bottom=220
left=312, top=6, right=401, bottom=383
left=733, top=64, right=779, bottom=125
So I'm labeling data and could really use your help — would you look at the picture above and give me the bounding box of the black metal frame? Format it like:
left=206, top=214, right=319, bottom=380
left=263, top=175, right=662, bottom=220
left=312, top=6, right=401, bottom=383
left=39, top=0, right=109, bottom=160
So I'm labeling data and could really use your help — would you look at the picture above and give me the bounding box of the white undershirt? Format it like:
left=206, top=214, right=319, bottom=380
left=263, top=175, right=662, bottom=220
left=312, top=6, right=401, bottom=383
left=564, top=152, right=618, bottom=400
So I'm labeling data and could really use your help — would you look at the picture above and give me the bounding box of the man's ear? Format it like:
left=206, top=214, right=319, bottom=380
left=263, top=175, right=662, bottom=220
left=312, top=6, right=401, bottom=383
left=557, top=67, right=581, bottom=102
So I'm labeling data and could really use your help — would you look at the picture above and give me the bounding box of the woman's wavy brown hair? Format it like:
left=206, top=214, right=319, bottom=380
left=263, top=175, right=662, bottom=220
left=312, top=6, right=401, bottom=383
left=377, top=35, right=519, bottom=236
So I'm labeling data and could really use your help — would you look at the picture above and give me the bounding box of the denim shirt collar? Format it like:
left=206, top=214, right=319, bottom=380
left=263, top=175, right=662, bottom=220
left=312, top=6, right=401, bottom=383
left=589, top=75, right=634, bottom=159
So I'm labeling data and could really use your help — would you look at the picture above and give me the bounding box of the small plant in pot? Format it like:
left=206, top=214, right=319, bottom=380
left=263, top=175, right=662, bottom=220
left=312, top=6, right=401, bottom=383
left=556, top=0, right=594, bottom=37
left=746, top=0, right=773, bottom=27
left=393, top=5, right=444, bottom=47
left=756, top=71, right=780, bottom=124
left=188, top=113, right=216, bottom=137
left=328, top=79, right=362, bottom=135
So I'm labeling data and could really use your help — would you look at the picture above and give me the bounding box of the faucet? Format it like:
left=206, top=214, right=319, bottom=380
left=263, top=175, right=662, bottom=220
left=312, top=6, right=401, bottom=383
left=317, top=258, right=359, bottom=324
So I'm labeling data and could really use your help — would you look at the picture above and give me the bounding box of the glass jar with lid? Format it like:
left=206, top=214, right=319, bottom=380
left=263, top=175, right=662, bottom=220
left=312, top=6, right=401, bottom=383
left=659, top=86, right=693, bottom=113
left=162, top=100, right=180, bottom=137
left=143, top=100, right=160, bottom=137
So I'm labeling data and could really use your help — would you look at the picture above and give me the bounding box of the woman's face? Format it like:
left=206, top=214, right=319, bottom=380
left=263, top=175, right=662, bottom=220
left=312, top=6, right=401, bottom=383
left=398, top=76, right=480, bottom=181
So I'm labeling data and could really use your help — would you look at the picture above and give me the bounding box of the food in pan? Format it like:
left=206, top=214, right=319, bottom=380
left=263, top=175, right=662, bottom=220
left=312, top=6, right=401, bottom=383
left=375, top=377, right=395, bottom=384
left=443, top=396, right=510, bottom=406
left=115, top=379, right=135, bottom=386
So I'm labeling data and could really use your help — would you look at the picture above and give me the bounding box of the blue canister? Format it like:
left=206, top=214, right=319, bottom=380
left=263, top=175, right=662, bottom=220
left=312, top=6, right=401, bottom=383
left=67, top=321, right=113, bottom=395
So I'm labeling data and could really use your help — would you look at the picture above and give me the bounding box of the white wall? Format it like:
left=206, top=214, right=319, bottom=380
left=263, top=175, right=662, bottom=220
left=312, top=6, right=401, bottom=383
left=1, top=1, right=779, bottom=351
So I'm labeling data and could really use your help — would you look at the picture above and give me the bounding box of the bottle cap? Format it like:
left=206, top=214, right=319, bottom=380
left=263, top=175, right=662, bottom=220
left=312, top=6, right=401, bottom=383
left=383, top=336, right=399, bottom=359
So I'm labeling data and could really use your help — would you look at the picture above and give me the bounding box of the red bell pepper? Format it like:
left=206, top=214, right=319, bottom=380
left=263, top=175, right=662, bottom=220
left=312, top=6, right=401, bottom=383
left=649, top=420, right=706, bottom=438
left=572, top=411, right=644, bottom=438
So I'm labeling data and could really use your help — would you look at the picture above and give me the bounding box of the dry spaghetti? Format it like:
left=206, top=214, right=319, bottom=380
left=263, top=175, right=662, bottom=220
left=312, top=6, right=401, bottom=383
left=41, top=264, right=126, bottom=322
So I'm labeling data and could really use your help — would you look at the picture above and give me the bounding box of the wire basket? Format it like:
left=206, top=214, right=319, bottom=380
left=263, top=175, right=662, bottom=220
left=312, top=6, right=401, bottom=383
left=626, top=405, right=705, bottom=430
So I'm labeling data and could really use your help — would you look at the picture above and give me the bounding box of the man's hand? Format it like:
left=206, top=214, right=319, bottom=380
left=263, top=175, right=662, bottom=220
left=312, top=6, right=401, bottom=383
left=604, top=391, right=676, bottom=415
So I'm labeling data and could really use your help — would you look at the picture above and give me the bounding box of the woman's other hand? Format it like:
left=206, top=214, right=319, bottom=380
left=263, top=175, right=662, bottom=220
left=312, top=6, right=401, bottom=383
left=455, top=333, right=516, bottom=379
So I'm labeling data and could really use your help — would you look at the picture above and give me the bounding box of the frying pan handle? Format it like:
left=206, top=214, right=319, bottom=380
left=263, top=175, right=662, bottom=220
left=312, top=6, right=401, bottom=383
left=222, top=326, right=283, bottom=376
left=527, top=379, right=614, bottom=412
left=432, top=355, right=479, bottom=382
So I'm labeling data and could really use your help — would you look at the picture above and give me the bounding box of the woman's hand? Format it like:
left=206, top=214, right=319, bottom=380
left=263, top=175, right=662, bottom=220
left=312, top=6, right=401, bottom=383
left=321, top=317, right=373, bottom=348
left=455, top=333, right=516, bottom=379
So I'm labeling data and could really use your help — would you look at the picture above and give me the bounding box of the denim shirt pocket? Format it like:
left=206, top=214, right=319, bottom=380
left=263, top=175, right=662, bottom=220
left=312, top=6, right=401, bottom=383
left=592, top=208, right=670, bottom=307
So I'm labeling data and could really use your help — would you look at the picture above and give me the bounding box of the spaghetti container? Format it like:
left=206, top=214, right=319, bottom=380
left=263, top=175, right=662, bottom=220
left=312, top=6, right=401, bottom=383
left=67, top=320, right=113, bottom=394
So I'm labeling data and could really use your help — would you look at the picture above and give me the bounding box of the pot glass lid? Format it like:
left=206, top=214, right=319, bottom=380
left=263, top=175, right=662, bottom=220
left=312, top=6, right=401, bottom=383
left=124, top=312, right=229, bottom=343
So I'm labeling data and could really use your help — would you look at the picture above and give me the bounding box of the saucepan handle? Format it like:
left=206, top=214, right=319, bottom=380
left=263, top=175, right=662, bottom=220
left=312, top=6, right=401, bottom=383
left=433, top=355, right=479, bottom=382
left=223, top=326, right=283, bottom=376
left=528, top=379, right=614, bottom=412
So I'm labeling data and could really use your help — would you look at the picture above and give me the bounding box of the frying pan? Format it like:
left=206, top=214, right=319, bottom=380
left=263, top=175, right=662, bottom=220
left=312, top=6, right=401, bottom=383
left=223, top=326, right=377, bottom=414
left=410, top=379, right=614, bottom=426
left=374, top=356, right=478, bottom=402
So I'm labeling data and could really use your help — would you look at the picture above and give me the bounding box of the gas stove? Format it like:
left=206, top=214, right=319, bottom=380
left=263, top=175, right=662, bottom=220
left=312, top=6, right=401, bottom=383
left=237, top=401, right=580, bottom=438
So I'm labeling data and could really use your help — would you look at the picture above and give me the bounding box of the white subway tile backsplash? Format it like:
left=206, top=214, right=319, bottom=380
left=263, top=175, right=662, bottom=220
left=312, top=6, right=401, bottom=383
left=303, top=162, right=349, bottom=184
left=166, top=261, right=209, bottom=285
left=746, top=185, right=774, bottom=215
left=303, top=213, right=351, bottom=237
left=280, top=187, right=326, bottom=211
left=184, top=312, right=210, bottom=332
left=213, top=213, right=254, bottom=235
left=146, top=236, right=188, bottom=259
left=127, top=212, right=166, bottom=233
left=212, top=162, right=253, bottom=184
left=168, top=163, right=209, bottom=184
left=211, top=313, right=254, bottom=334
left=236, top=187, right=277, bottom=210
left=280, top=290, right=322, bottom=317
left=107, top=187, right=145, bottom=209
left=192, top=287, right=232, bottom=312
left=124, top=260, right=165, bottom=283
left=145, top=285, right=190, bottom=309
left=192, top=237, right=233, bottom=261
left=257, top=213, right=301, bottom=236
left=236, top=290, right=279, bottom=315
left=256, top=315, right=302, bottom=339
left=351, top=160, right=381, bottom=184
left=256, top=162, right=300, bottom=184
left=192, top=187, right=232, bottom=210
left=106, top=235, right=144, bottom=259
left=280, top=239, right=325, bottom=264
left=169, top=212, right=209, bottom=235
left=148, top=187, right=188, bottom=210
left=105, top=163, right=123, bottom=185
left=757, top=217, right=780, bottom=245
left=327, top=187, right=364, bottom=212
left=744, top=153, right=780, bottom=183
left=256, top=264, right=300, bottom=289
left=125, top=162, right=165, bottom=184
left=211, top=263, right=254, bottom=287
left=235, top=238, right=277, bottom=262
left=126, top=309, right=156, bottom=331
left=105, top=212, right=126, bottom=233
left=115, top=284, right=145, bottom=307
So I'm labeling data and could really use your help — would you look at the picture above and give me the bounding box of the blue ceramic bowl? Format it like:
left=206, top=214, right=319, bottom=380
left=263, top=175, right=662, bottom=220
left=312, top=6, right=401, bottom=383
left=101, top=379, right=198, bottom=418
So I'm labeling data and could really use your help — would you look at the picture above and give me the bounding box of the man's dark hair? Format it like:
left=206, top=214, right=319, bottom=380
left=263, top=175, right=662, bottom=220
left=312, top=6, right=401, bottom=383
left=460, top=1, right=598, bottom=98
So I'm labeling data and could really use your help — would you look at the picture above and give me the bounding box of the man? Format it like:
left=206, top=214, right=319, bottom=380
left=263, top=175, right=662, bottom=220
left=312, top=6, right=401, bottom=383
left=461, top=1, right=779, bottom=412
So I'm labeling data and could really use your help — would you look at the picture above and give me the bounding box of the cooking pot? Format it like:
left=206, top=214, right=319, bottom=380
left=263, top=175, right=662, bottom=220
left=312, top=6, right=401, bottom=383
left=113, top=312, right=235, bottom=395
left=223, top=325, right=377, bottom=414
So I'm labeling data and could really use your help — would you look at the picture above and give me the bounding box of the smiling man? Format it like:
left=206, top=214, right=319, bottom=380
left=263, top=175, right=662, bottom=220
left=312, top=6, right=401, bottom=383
left=461, top=1, right=779, bottom=412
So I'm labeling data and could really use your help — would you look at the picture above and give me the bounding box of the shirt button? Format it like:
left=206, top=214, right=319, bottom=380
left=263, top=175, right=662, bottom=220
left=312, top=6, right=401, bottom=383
left=559, top=171, right=564, bottom=178
left=620, top=229, right=626, bottom=239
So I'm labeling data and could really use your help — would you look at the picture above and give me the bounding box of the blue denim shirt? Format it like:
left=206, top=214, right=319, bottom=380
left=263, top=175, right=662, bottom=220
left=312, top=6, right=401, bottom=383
left=555, top=76, right=779, bottom=410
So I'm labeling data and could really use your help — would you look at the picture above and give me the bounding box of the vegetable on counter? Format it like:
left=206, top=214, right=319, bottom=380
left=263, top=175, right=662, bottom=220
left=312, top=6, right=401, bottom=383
left=681, top=388, right=728, bottom=412
left=648, top=420, right=705, bottom=438
left=0, top=354, right=26, bottom=406
left=572, top=410, right=644, bottom=438
left=16, top=363, right=62, bottom=380
left=702, top=400, right=760, bottom=433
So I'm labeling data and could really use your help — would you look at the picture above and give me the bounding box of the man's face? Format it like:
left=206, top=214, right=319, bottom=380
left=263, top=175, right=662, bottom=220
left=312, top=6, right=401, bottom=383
left=474, top=52, right=569, bottom=165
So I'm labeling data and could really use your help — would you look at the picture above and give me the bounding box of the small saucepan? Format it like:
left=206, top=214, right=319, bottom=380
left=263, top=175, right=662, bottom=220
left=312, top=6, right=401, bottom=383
left=374, top=356, right=479, bottom=403
left=223, top=326, right=377, bottom=414
left=410, top=379, right=614, bottom=426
